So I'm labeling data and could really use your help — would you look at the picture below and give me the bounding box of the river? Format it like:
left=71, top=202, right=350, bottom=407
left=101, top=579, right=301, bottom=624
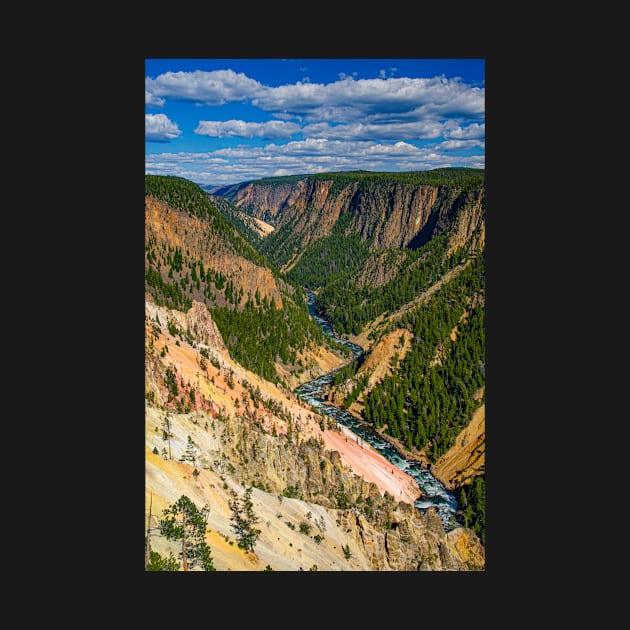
left=295, top=290, right=460, bottom=531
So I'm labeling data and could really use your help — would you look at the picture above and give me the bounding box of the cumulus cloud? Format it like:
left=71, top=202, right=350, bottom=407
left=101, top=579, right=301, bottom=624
left=145, top=114, right=182, bottom=142
left=145, top=90, right=164, bottom=107
left=444, top=122, right=485, bottom=139
left=145, top=69, right=262, bottom=106
left=437, top=139, right=485, bottom=151
left=253, top=76, right=484, bottom=122
left=195, top=119, right=300, bottom=140
left=145, top=67, right=484, bottom=184
left=145, top=70, right=484, bottom=128
left=302, top=120, right=446, bottom=141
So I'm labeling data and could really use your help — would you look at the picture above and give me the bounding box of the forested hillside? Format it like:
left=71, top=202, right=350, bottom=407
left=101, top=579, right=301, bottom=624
left=221, top=169, right=484, bottom=336
left=145, top=175, right=349, bottom=387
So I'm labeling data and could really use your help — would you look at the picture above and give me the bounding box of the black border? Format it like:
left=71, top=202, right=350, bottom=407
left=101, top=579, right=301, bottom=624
left=75, top=18, right=552, bottom=611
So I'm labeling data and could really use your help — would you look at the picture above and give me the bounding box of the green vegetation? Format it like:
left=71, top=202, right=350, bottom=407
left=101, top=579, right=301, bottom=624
left=210, top=294, right=329, bottom=384
left=207, top=193, right=263, bottom=245
left=145, top=175, right=268, bottom=267
left=145, top=549, right=180, bottom=571
left=310, top=167, right=484, bottom=191
left=261, top=207, right=374, bottom=283
left=145, top=174, right=348, bottom=384
left=314, top=234, right=466, bottom=335
left=229, top=486, right=262, bottom=552
left=363, top=251, right=485, bottom=460
left=458, top=476, right=485, bottom=544
left=159, top=495, right=216, bottom=571
left=285, top=219, right=372, bottom=289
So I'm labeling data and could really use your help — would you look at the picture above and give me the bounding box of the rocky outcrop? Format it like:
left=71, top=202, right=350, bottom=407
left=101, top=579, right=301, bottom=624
left=443, top=188, right=485, bottom=257
left=210, top=399, right=484, bottom=570
left=145, top=298, right=227, bottom=354
left=336, top=501, right=484, bottom=571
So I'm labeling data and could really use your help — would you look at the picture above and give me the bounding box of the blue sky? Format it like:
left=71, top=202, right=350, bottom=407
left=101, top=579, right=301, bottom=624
left=145, top=59, right=484, bottom=186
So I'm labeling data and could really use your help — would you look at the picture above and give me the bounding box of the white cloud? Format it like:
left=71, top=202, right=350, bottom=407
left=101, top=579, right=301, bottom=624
left=252, top=76, right=485, bottom=122
left=145, top=90, right=164, bottom=107
left=146, top=137, right=484, bottom=185
left=145, top=70, right=484, bottom=127
left=145, top=69, right=262, bottom=106
left=302, top=120, right=446, bottom=141
left=444, top=122, right=485, bottom=139
left=145, top=114, right=182, bottom=142
left=271, top=112, right=302, bottom=122
left=437, top=139, right=485, bottom=150
left=195, top=119, right=300, bottom=140
left=145, top=68, right=484, bottom=184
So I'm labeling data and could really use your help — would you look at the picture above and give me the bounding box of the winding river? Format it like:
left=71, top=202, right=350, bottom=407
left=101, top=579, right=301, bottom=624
left=295, top=290, right=460, bottom=531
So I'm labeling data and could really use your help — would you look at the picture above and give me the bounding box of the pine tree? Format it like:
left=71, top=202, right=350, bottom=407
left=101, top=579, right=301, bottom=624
left=159, top=495, right=215, bottom=571
left=146, top=549, right=180, bottom=571
left=229, top=486, right=261, bottom=552
left=180, top=435, right=197, bottom=466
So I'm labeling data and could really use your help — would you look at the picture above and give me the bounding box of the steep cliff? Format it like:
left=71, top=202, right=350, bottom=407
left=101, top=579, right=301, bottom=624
left=219, top=169, right=485, bottom=277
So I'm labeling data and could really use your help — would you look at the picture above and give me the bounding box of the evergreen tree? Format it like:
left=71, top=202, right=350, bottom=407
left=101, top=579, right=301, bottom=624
left=229, top=486, right=261, bottom=552
left=146, top=549, right=180, bottom=571
left=161, top=414, right=173, bottom=460
left=180, top=435, right=197, bottom=466
left=159, top=495, right=216, bottom=571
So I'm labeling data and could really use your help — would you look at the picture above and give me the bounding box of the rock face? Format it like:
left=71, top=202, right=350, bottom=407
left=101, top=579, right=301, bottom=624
left=145, top=298, right=227, bottom=354
left=335, top=502, right=483, bottom=571
left=185, top=301, right=227, bottom=351
left=223, top=175, right=485, bottom=261
left=145, top=196, right=284, bottom=308
left=232, top=179, right=307, bottom=223
left=431, top=399, right=485, bottom=490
